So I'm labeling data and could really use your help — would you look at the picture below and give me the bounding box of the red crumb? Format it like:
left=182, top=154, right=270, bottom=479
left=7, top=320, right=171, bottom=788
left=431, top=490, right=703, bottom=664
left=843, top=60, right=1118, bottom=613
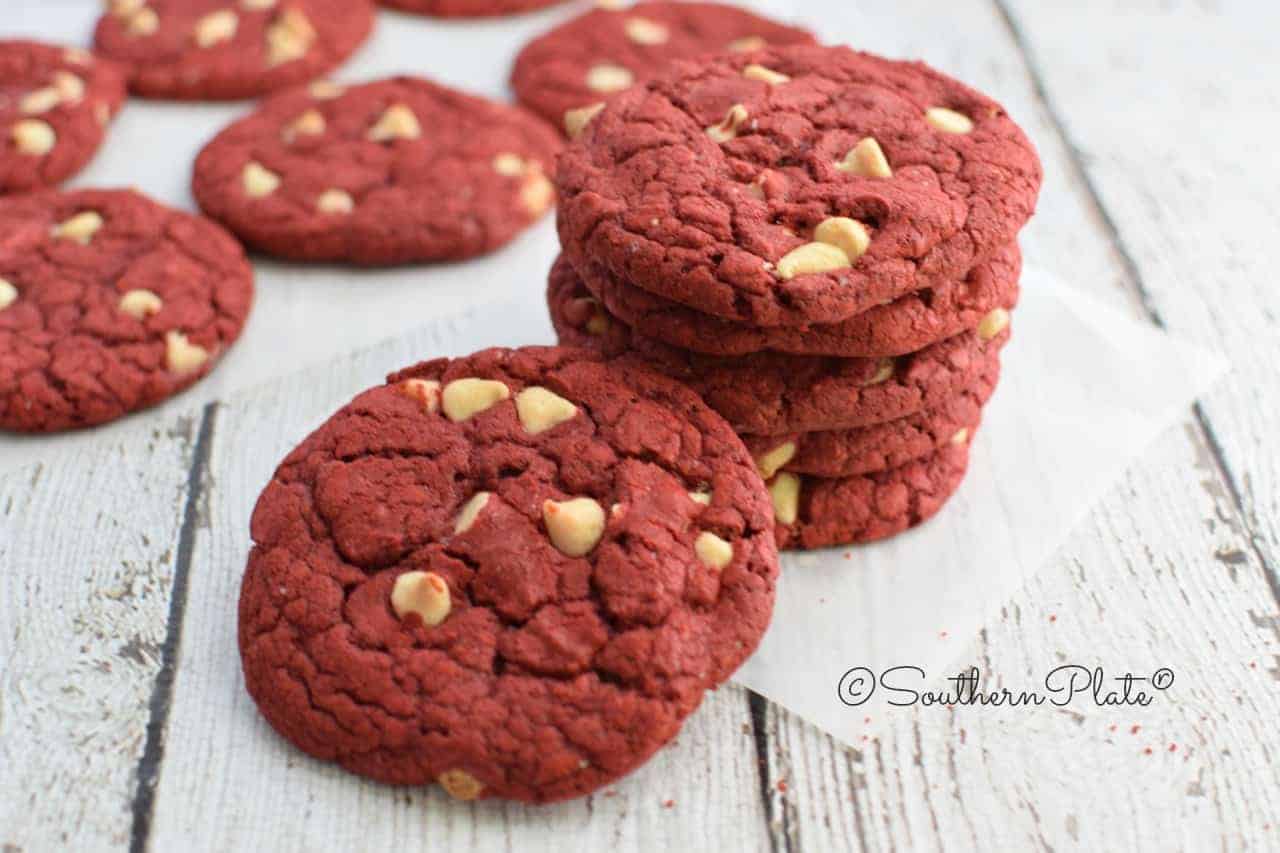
left=1109, top=725, right=1118, bottom=733
left=1130, top=725, right=1141, bottom=735
left=1048, top=614, right=1057, bottom=623
left=939, top=631, right=949, bottom=638
left=864, top=716, right=871, bottom=724
left=777, top=780, right=788, bottom=793
left=1169, top=744, right=1178, bottom=752
left=1143, top=747, right=1153, bottom=755
left=663, top=799, right=675, bottom=809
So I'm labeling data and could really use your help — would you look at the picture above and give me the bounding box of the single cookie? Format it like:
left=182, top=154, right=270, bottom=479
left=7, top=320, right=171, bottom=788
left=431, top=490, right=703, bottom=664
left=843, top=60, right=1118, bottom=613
left=574, top=242, right=1021, bottom=358
left=239, top=346, right=779, bottom=802
left=556, top=43, right=1042, bottom=327
left=1, top=41, right=127, bottom=193
left=193, top=76, right=562, bottom=264
left=380, top=0, right=568, bottom=18
left=743, top=358, right=998, bottom=480
left=93, top=0, right=374, bottom=100
left=769, top=441, right=972, bottom=550
left=549, top=254, right=1010, bottom=435
left=0, top=189, right=253, bottom=432
left=511, top=1, right=814, bottom=135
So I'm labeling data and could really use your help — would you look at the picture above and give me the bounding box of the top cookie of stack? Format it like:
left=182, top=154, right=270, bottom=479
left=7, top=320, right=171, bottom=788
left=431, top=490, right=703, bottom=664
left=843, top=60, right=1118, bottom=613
left=549, top=43, right=1042, bottom=550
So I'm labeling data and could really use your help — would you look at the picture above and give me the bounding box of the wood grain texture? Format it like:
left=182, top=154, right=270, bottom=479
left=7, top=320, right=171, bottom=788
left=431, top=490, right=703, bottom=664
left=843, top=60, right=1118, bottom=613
left=749, top=2, right=1280, bottom=851
left=0, top=423, right=199, bottom=850
left=2, top=2, right=1279, bottom=851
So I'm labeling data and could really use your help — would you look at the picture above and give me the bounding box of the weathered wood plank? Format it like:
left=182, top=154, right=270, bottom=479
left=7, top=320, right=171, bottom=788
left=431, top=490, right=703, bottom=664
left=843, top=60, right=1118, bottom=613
left=0, top=419, right=200, bottom=850
left=750, top=2, right=1280, bottom=851
left=144, top=321, right=773, bottom=851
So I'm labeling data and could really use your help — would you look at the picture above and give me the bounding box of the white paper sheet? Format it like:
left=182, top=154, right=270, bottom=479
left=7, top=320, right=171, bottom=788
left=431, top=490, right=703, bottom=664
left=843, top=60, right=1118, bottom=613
left=3, top=2, right=1228, bottom=748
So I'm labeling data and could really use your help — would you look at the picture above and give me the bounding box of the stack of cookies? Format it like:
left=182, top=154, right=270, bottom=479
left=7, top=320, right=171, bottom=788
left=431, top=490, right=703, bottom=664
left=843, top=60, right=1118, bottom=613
left=548, top=44, right=1042, bottom=549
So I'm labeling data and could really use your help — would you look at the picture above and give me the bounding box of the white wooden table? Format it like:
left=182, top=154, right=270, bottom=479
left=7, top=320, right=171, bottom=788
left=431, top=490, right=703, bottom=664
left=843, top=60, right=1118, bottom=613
left=3, top=2, right=1279, bottom=850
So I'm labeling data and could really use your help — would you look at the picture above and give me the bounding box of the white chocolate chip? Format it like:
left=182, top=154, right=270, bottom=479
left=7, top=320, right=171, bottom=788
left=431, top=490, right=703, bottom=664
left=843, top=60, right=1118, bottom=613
left=63, top=48, right=94, bottom=65
left=742, top=64, right=789, bottom=86
left=316, top=188, right=353, bottom=214
left=53, top=72, right=85, bottom=104
left=0, top=279, right=17, bottom=311
left=977, top=307, right=1010, bottom=341
left=438, top=769, right=484, bottom=801
left=242, top=161, right=281, bottom=197
left=400, top=378, right=441, bottom=412
left=118, top=289, right=163, bottom=319
left=585, top=63, right=634, bottom=94
left=520, top=172, right=555, bottom=217
left=755, top=441, right=796, bottom=479
left=441, top=377, right=510, bottom=422
left=865, top=358, right=895, bottom=386
left=165, top=330, right=210, bottom=374
left=728, top=35, right=767, bottom=52
left=309, top=80, right=345, bottom=99
left=367, top=103, right=421, bottom=142
left=542, top=497, right=606, bottom=557
left=51, top=211, right=104, bottom=244
left=266, top=8, right=315, bottom=66
left=624, top=17, right=669, bottom=45
left=689, top=489, right=712, bottom=506
left=492, top=152, right=526, bottom=176
left=194, top=9, right=238, bottom=48
left=950, top=427, right=970, bottom=446
left=12, top=119, right=56, bottom=156
left=95, top=102, right=111, bottom=126
left=813, top=216, right=870, bottom=262
left=20, top=87, right=61, bottom=115
left=775, top=242, right=849, bottom=280
left=127, top=8, right=159, bottom=36
left=391, top=571, right=452, bottom=626
left=241, top=0, right=276, bottom=9
left=564, top=102, right=605, bottom=139
left=694, top=531, right=733, bottom=570
left=515, top=386, right=578, bottom=434
left=453, top=492, right=491, bottom=534
left=768, top=473, right=800, bottom=525
left=925, top=106, right=974, bottom=134
left=706, top=104, right=749, bottom=143
left=585, top=304, right=609, bottom=335
left=109, top=0, right=145, bottom=15
left=836, top=137, right=892, bottom=178
left=283, top=108, right=325, bottom=141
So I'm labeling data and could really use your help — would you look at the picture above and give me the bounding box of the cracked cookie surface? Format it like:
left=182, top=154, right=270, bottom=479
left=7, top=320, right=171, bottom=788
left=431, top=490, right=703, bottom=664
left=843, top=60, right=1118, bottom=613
left=93, top=0, right=374, bottom=100
left=0, top=188, right=253, bottom=432
left=549, top=257, right=1008, bottom=435
left=239, top=346, right=778, bottom=802
left=573, top=242, right=1021, bottom=358
left=1, top=40, right=126, bottom=193
left=556, top=44, right=1041, bottom=327
left=511, top=1, right=814, bottom=134
left=744, top=358, right=998, bottom=479
left=769, top=441, right=973, bottom=550
left=193, top=76, right=563, bottom=264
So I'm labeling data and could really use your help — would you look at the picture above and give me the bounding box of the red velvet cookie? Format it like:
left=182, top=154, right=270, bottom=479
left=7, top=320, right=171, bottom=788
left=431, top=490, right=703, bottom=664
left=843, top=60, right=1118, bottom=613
left=743, top=358, right=997, bottom=480
left=239, top=346, right=779, bottom=802
left=380, top=0, right=568, bottom=18
left=193, top=76, right=562, bottom=264
left=0, top=189, right=254, bottom=432
left=511, top=1, right=814, bottom=135
left=93, top=0, right=374, bottom=100
left=556, top=44, right=1042, bottom=327
left=549, top=255, right=1010, bottom=435
left=769, top=441, right=973, bottom=550
left=574, top=242, right=1021, bottom=358
left=1, top=41, right=126, bottom=193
